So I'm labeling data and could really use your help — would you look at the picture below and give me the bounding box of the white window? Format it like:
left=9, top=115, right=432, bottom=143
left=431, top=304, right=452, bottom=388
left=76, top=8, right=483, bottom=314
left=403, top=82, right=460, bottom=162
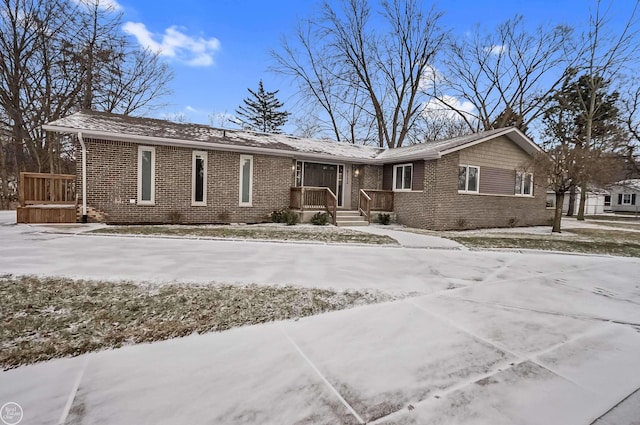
left=622, top=194, right=632, bottom=205
left=458, top=165, right=479, bottom=193
left=393, top=163, right=413, bottom=191
left=192, top=151, right=207, bottom=206
left=515, top=172, right=534, bottom=196
left=137, top=146, right=155, bottom=205
left=239, top=155, right=253, bottom=206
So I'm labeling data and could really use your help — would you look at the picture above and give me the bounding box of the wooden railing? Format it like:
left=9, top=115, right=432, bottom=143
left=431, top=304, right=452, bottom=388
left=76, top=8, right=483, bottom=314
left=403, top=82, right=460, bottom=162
left=290, top=186, right=338, bottom=225
left=359, top=189, right=394, bottom=223
left=359, top=189, right=372, bottom=222
left=19, top=172, right=76, bottom=206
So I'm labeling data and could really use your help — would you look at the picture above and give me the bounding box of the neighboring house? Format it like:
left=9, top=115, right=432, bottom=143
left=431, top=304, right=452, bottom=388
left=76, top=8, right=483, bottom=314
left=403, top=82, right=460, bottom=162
left=545, top=187, right=609, bottom=215
left=609, top=179, right=640, bottom=213
left=42, top=110, right=552, bottom=230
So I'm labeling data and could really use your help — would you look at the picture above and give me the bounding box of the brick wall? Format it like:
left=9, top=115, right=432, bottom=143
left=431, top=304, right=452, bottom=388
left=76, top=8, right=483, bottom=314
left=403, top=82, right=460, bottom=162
left=350, top=164, right=383, bottom=208
left=80, top=139, right=293, bottom=224
left=392, top=142, right=553, bottom=230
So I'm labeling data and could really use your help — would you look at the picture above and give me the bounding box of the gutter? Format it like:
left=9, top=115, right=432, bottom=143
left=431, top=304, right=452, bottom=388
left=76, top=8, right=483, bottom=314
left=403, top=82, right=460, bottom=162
left=78, top=132, right=88, bottom=223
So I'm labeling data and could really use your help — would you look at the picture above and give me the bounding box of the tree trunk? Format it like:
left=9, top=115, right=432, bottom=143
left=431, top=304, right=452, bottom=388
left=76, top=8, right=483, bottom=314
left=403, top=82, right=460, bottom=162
left=566, top=185, right=576, bottom=216
left=577, top=180, right=587, bottom=220
left=553, top=192, right=564, bottom=233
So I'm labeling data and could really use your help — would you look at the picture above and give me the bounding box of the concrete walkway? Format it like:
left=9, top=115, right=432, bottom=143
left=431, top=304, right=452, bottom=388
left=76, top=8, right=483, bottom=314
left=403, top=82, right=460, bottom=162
left=345, top=224, right=464, bottom=249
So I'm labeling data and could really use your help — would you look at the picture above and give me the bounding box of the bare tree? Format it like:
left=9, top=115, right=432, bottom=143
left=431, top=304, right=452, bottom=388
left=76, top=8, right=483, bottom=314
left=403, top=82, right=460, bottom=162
left=538, top=71, right=625, bottom=232
left=432, top=16, right=573, bottom=133
left=570, top=0, right=640, bottom=220
left=617, top=77, right=640, bottom=177
left=413, top=113, right=470, bottom=142
left=0, top=0, right=172, bottom=187
left=272, top=0, right=447, bottom=148
left=72, top=0, right=172, bottom=115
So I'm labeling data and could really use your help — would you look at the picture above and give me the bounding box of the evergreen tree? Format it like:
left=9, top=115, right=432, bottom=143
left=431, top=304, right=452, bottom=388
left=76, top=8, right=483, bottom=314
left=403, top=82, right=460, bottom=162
left=235, top=80, right=290, bottom=133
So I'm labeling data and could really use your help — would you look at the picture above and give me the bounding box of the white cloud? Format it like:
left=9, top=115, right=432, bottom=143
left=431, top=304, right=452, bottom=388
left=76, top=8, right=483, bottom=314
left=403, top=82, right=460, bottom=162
left=419, top=64, right=442, bottom=91
left=123, top=22, right=221, bottom=67
left=485, top=44, right=506, bottom=55
left=73, top=0, right=122, bottom=12
left=423, top=95, right=476, bottom=120
left=209, top=112, right=240, bottom=128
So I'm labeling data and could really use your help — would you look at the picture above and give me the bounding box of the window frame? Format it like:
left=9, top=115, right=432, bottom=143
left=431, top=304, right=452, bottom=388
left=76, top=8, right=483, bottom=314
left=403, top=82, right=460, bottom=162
left=622, top=193, right=632, bottom=205
left=515, top=171, right=534, bottom=196
left=191, top=150, right=208, bottom=206
left=392, top=163, right=413, bottom=191
left=239, top=154, right=254, bottom=207
left=458, top=164, right=480, bottom=193
left=137, top=146, right=156, bottom=205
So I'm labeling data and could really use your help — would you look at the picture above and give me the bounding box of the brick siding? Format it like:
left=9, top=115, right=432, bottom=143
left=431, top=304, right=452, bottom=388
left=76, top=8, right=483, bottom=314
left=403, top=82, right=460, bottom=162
left=78, top=134, right=552, bottom=229
left=350, top=164, right=383, bottom=209
left=79, top=138, right=293, bottom=224
left=393, top=140, right=553, bottom=230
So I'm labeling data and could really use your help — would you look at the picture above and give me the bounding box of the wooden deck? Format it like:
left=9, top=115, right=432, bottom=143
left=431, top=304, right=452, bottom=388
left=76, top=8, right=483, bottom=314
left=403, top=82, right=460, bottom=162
left=16, top=172, right=77, bottom=224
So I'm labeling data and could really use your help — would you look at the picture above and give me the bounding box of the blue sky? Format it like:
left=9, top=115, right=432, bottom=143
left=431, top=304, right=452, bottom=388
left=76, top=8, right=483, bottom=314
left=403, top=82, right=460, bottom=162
left=112, top=0, right=635, bottom=128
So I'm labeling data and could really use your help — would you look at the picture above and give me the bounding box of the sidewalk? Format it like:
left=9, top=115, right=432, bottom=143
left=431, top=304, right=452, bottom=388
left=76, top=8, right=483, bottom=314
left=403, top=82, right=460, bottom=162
left=345, top=224, right=464, bottom=249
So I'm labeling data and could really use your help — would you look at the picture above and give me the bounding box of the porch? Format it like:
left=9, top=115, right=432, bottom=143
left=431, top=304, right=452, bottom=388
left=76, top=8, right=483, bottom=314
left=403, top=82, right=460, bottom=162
left=16, top=172, right=77, bottom=224
left=290, top=187, right=394, bottom=226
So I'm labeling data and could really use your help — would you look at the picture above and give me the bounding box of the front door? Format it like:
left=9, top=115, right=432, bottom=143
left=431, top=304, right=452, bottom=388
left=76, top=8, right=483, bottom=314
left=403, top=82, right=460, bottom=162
left=298, top=161, right=344, bottom=207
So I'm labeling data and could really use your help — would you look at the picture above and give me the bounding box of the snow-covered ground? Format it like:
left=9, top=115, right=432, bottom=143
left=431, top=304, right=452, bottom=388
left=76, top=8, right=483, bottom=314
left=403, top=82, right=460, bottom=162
left=1, top=210, right=640, bottom=424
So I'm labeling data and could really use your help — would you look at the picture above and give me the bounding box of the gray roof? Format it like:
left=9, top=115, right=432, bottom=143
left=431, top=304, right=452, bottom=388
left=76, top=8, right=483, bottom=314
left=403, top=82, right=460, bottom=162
left=612, top=179, right=640, bottom=192
left=43, top=110, right=540, bottom=164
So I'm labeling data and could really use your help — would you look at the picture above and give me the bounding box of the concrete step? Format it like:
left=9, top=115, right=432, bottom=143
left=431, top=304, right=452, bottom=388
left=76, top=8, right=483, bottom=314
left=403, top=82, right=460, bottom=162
left=336, top=210, right=361, bottom=216
left=336, top=220, right=369, bottom=227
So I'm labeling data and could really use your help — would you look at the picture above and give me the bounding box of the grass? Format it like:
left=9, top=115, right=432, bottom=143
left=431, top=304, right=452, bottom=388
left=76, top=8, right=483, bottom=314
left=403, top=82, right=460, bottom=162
left=0, top=275, right=393, bottom=369
left=89, top=225, right=398, bottom=245
left=584, top=214, right=640, bottom=222
left=446, top=227, right=640, bottom=257
left=580, top=221, right=640, bottom=231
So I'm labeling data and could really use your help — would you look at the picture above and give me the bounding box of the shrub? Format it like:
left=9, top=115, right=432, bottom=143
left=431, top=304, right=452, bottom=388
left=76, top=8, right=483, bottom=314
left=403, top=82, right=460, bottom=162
left=456, top=218, right=467, bottom=229
left=271, top=208, right=285, bottom=223
left=281, top=209, right=299, bottom=225
left=310, top=212, right=329, bottom=225
left=272, top=208, right=299, bottom=225
left=377, top=213, right=391, bottom=225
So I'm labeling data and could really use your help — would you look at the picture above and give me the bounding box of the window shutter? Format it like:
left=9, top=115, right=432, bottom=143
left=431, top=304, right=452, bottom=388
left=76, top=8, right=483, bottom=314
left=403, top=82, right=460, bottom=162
left=618, top=194, right=623, bottom=204
left=633, top=194, right=637, bottom=205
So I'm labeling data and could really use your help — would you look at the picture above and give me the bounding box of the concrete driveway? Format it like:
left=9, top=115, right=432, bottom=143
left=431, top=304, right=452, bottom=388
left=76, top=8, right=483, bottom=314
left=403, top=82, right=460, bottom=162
left=1, top=211, right=640, bottom=424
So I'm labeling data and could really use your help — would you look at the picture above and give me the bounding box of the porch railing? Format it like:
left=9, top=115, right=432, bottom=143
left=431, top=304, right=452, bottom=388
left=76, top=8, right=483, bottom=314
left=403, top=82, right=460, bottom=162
left=359, top=189, right=394, bottom=223
left=290, top=186, right=338, bottom=225
left=19, top=172, right=76, bottom=207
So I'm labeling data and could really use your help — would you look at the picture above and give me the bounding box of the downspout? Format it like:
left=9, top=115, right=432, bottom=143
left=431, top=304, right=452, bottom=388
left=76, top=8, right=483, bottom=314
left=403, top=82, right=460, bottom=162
left=78, top=132, right=88, bottom=223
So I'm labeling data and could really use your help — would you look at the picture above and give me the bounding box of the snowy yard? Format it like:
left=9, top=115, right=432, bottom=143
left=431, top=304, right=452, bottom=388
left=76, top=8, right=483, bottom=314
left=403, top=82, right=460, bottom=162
left=89, top=223, right=399, bottom=245
left=0, top=275, right=391, bottom=369
left=1, top=210, right=640, bottom=424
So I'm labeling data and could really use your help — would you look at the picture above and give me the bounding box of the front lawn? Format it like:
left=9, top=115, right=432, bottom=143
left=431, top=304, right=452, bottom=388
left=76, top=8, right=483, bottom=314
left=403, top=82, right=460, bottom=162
left=446, top=228, right=640, bottom=257
left=89, top=225, right=398, bottom=245
left=0, top=275, right=393, bottom=369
